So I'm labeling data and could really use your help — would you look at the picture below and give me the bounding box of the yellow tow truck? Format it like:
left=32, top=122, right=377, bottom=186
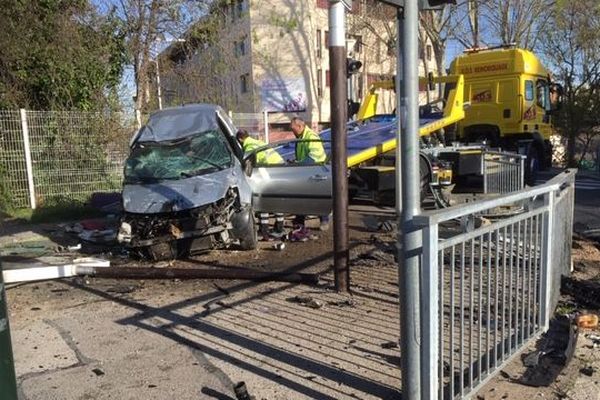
left=350, top=46, right=561, bottom=202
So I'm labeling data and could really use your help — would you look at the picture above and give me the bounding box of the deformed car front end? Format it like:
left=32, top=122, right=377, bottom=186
left=117, top=104, right=256, bottom=259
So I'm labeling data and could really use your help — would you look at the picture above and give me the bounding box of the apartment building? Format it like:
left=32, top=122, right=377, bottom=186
left=162, top=0, right=438, bottom=128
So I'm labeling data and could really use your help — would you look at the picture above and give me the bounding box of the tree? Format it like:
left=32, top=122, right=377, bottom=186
left=110, top=0, right=210, bottom=114
left=0, top=0, right=126, bottom=110
left=540, top=0, right=600, bottom=167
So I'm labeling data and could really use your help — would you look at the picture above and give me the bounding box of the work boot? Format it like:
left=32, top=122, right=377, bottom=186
left=274, top=220, right=284, bottom=234
left=259, top=224, right=272, bottom=241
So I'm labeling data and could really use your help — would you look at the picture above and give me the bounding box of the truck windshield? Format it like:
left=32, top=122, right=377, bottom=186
left=124, top=130, right=232, bottom=183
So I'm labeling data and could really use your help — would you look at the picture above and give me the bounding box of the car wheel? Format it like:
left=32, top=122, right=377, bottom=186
left=232, top=206, right=257, bottom=250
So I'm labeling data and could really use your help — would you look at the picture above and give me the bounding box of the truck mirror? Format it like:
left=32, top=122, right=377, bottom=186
left=550, top=83, right=563, bottom=112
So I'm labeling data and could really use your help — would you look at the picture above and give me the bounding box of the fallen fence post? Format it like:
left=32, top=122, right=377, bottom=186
left=77, top=266, right=320, bottom=285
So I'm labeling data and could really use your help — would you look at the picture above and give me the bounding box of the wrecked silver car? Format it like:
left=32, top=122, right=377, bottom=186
left=118, top=104, right=332, bottom=259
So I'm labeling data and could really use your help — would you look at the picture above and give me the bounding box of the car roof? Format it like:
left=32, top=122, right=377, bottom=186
left=135, top=103, right=225, bottom=143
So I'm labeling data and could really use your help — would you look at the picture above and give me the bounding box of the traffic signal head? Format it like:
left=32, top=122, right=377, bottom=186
left=347, top=58, right=363, bottom=78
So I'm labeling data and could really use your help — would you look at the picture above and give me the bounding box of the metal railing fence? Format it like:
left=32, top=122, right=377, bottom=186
left=483, top=151, right=526, bottom=194
left=0, top=109, right=133, bottom=209
left=416, top=169, right=576, bottom=399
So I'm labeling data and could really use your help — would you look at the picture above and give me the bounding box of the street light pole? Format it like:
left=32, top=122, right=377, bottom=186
left=399, top=0, right=422, bottom=398
left=329, top=0, right=350, bottom=292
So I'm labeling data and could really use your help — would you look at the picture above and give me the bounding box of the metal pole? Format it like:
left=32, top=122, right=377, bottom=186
left=399, top=0, right=422, bottom=398
left=0, top=261, right=18, bottom=400
left=395, top=9, right=403, bottom=217
left=20, top=109, right=36, bottom=210
left=77, top=266, right=320, bottom=284
left=329, top=0, right=349, bottom=292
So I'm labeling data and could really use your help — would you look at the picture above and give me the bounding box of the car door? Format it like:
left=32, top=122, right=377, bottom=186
left=245, top=140, right=333, bottom=216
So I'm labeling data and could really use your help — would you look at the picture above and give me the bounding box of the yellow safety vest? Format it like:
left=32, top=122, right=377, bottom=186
left=295, top=127, right=327, bottom=163
left=243, top=136, right=284, bottom=165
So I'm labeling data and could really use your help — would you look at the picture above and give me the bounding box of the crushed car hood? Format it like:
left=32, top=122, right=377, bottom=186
left=122, top=168, right=250, bottom=214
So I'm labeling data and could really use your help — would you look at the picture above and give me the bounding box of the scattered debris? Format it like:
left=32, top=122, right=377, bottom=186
left=380, top=341, right=398, bottom=349
left=272, top=242, right=285, bottom=251
left=91, top=368, right=105, bottom=376
left=562, top=277, right=600, bottom=309
left=580, top=366, right=595, bottom=377
left=287, top=295, right=324, bottom=309
left=363, top=215, right=396, bottom=232
left=523, top=349, right=553, bottom=368
left=67, top=244, right=82, bottom=251
left=78, top=229, right=117, bottom=244
left=576, top=313, right=599, bottom=329
left=326, top=299, right=356, bottom=307
left=233, top=381, right=254, bottom=400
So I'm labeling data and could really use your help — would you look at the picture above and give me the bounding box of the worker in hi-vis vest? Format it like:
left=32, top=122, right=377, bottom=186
left=288, top=117, right=330, bottom=239
left=237, top=129, right=284, bottom=165
left=236, top=129, right=285, bottom=241
left=290, top=116, right=327, bottom=164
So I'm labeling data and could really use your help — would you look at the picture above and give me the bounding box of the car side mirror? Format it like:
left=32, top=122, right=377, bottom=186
left=243, top=154, right=255, bottom=177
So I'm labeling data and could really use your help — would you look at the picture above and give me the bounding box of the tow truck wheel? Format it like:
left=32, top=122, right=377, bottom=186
left=525, top=145, right=541, bottom=186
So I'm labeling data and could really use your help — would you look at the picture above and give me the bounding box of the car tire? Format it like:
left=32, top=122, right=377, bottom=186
left=238, top=207, right=258, bottom=250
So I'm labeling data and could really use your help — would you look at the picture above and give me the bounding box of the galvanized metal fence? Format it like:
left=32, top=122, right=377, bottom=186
left=0, top=109, right=133, bottom=209
left=483, top=151, right=526, bottom=194
left=416, top=169, right=576, bottom=399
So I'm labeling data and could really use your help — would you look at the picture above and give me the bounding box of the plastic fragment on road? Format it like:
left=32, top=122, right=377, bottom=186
left=577, top=313, right=599, bottom=329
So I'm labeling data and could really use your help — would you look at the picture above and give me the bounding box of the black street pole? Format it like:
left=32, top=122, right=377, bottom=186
left=329, top=0, right=349, bottom=292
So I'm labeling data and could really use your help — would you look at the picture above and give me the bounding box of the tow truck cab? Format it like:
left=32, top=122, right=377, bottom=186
left=449, top=47, right=562, bottom=173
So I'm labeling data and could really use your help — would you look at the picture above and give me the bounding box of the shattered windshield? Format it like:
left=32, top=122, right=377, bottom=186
left=124, top=130, right=232, bottom=183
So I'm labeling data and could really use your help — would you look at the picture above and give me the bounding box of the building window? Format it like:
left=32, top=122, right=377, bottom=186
left=426, top=45, right=432, bottom=61
left=317, top=68, right=323, bottom=97
left=240, top=73, right=249, bottom=93
left=325, top=31, right=329, bottom=48
left=316, top=29, right=322, bottom=59
left=326, top=70, right=330, bottom=87
left=316, top=0, right=328, bottom=9
left=349, top=35, right=362, bottom=53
